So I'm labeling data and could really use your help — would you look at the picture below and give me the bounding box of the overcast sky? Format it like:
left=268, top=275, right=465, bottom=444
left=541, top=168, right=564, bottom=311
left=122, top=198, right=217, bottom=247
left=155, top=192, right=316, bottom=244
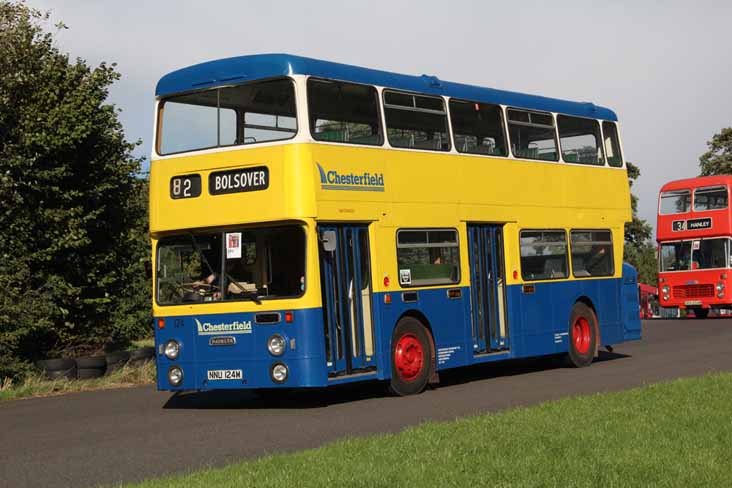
left=33, top=0, right=732, bottom=233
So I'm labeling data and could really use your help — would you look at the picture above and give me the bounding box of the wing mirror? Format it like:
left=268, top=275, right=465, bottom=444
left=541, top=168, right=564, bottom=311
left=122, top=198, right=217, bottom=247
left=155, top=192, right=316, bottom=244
left=321, top=230, right=337, bottom=252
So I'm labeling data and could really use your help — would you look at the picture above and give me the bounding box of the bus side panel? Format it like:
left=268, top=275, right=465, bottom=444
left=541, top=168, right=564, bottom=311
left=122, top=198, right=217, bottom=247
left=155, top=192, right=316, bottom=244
left=507, top=278, right=624, bottom=358
left=622, top=263, right=642, bottom=340
left=511, top=283, right=556, bottom=357
left=372, top=287, right=472, bottom=379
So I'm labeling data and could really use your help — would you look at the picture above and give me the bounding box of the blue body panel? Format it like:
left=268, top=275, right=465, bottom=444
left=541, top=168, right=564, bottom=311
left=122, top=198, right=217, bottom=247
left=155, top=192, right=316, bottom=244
left=621, top=263, right=642, bottom=340
left=155, top=53, right=617, bottom=121
left=156, top=266, right=641, bottom=391
left=155, top=308, right=328, bottom=391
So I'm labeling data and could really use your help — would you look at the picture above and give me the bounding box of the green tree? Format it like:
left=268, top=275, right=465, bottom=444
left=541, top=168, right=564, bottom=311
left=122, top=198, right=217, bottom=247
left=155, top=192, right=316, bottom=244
left=623, top=162, right=657, bottom=285
left=699, top=128, right=732, bottom=176
left=0, top=2, right=150, bottom=381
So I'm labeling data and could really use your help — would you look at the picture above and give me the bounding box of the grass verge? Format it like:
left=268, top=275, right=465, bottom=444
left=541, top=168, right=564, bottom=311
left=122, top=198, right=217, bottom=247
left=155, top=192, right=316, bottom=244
left=0, top=360, right=156, bottom=402
left=124, top=373, right=732, bottom=487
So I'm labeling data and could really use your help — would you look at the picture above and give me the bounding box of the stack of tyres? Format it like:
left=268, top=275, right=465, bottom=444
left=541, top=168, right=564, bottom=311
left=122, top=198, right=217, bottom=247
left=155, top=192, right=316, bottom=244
left=105, top=350, right=131, bottom=374
left=75, top=356, right=107, bottom=379
left=128, top=347, right=155, bottom=367
left=36, top=358, right=77, bottom=380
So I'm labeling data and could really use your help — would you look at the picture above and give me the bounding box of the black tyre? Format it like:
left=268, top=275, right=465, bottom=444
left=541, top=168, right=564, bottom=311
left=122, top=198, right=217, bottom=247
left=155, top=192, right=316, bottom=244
left=105, top=350, right=130, bottom=374
left=75, top=356, right=107, bottom=370
left=388, top=317, right=433, bottom=396
left=77, top=368, right=104, bottom=380
left=46, top=366, right=77, bottom=381
left=36, top=358, right=75, bottom=372
left=129, top=346, right=155, bottom=361
left=693, top=308, right=709, bottom=319
left=565, top=302, right=597, bottom=368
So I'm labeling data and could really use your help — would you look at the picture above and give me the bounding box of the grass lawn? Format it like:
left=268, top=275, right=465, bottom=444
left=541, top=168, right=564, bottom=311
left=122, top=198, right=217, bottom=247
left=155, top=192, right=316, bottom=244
left=0, top=360, right=156, bottom=402
left=124, top=372, right=732, bottom=488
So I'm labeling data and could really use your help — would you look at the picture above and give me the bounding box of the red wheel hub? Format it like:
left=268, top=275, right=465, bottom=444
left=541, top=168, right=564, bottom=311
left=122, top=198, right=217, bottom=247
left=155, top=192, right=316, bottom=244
left=394, top=333, right=424, bottom=381
left=573, top=317, right=592, bottom=355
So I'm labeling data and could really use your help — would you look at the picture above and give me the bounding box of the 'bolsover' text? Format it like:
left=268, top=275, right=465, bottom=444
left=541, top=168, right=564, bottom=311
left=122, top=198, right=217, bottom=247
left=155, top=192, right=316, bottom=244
left=209, top=166, right=269, bottom=195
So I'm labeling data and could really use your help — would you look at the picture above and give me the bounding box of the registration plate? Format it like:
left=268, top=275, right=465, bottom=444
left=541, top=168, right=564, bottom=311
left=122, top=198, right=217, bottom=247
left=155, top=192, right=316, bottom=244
left=207, top=369, right=243, bottom=381
left=685, top=300, right=702, bottom=306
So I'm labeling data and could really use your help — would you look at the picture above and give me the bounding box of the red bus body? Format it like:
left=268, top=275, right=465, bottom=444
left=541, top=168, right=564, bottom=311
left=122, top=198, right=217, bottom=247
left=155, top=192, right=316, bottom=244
left=657, top=175, right=732, bottom=316
left=638, top=283, right=657, bottom=319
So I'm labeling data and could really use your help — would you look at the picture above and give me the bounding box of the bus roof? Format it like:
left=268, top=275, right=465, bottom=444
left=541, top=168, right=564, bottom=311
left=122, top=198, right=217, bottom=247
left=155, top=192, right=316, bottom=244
left=660, top=175, right=732, bottom=192
left=155, top=53, right=618, bottom=121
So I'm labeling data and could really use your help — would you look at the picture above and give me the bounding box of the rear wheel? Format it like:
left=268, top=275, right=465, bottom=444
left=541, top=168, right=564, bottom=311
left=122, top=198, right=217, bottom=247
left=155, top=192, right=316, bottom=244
left=389, top=317, right=432, bottom=396
left=566, top=302, right=597, bottom=368
left=693, top=308, right=709, bottom=319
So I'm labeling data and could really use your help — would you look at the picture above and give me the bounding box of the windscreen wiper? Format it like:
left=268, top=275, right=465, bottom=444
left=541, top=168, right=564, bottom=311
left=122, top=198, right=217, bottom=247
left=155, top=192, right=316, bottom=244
left=228, top=281, right=262, bottom=305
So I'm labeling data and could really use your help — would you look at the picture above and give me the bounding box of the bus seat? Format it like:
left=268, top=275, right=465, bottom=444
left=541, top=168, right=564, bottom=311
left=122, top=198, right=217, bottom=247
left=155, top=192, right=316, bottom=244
left=543, top=257, right=565, bottom=278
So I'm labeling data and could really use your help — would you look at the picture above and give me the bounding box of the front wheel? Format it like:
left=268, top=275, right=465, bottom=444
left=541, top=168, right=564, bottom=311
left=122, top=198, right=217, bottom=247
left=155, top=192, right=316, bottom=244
left=565, top=302, right=597, bottom=368
left=389, top=317, right=433, bottom=396
left=693, top=308, right=709, bottom=319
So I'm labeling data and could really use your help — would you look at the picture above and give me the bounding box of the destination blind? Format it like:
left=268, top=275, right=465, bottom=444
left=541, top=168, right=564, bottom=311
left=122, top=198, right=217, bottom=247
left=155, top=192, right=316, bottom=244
left=209, top=166, right=269, bottom=195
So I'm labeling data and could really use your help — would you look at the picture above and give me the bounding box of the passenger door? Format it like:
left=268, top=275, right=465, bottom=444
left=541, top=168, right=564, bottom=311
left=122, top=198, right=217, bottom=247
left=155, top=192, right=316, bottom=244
left=319, top=225, right=375, bottom=376
left=468, top=224, right=510, bottom=353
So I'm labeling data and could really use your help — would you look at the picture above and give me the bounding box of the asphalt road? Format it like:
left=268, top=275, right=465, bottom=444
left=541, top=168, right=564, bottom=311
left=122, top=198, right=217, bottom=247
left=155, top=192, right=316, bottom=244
left=1, top=318, right=731, bottom=488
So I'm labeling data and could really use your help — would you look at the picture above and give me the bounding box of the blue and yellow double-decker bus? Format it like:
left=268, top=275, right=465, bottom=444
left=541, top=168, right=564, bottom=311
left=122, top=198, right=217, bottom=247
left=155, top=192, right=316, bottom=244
left=151, top=54, right=640, bottom=396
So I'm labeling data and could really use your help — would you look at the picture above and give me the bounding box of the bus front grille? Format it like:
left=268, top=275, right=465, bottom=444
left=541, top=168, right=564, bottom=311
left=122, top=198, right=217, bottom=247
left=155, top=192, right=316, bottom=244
left=672, top=284, right=715, bottom=298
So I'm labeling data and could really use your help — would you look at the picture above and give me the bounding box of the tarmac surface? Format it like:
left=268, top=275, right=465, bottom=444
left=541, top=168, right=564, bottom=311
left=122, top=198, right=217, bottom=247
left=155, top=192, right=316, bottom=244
left=1, top=318, right=731, bottom=487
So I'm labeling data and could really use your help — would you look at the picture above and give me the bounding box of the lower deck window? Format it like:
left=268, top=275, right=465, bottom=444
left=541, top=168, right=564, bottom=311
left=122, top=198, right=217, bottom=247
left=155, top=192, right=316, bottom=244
left=520, top=230, right=568, bottom=280
left=156, top=226, right=305, bottom=305
left=396, top=229, right=460, bottom=286
left=570, top=230, right=613, bottom=277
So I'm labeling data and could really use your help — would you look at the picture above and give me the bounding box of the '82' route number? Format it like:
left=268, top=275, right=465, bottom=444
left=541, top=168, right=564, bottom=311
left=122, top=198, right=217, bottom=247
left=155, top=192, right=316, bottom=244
left=170, top=174, right=202, bottom=199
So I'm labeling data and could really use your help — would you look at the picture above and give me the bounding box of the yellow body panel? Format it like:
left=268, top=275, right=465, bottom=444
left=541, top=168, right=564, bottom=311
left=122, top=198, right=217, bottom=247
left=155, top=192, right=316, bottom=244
left=150, top=142, right=631, bottom=316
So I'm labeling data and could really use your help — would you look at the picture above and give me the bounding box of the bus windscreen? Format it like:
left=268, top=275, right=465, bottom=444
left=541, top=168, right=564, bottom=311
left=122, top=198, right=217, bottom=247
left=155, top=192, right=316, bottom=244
left=156, top=226, right=305, bottom=305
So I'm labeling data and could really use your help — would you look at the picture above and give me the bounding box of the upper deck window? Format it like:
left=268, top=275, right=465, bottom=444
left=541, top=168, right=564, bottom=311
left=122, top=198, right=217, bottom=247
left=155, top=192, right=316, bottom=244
left=383, top=91, right=450, bottom=152
left=308, top=79, right=382, bottom=146
left=449, top=99, right=507, bottom=156
left=694, top=186, right=728, bottom=211
left=507, top=109, right=558, bottom=162
left=557, top=115, right=604, bottom=166
left=602, top=121, right=623, bottom=167
left=659, top=190, right=691, bottom=214
left=157, top=78, right=297, bottom=155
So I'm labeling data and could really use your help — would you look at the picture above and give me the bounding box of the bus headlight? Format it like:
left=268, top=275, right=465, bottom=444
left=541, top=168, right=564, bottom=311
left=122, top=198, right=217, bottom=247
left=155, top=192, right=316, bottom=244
left=270, top=363, right=288, bottom=383
left=268, top=334, right=286, bottom=356
left=164, top=340, right=180, bottom=360
left=168, top=366, right=183, bottom=386
left=662, top=285, right=670, bottom=300
left=717, top=282, right=725, bottom=298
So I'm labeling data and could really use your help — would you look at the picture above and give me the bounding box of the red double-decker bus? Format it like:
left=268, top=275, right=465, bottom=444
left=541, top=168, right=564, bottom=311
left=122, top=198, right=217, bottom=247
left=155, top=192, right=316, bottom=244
left=639, top=283, right=658, bottom=319
left=657, top=175, right=732, bottom=318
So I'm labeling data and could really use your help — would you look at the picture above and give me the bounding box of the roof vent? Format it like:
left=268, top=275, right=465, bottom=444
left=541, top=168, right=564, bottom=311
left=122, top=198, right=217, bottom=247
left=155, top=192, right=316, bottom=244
left=421, top=74, right=442, bottom=88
